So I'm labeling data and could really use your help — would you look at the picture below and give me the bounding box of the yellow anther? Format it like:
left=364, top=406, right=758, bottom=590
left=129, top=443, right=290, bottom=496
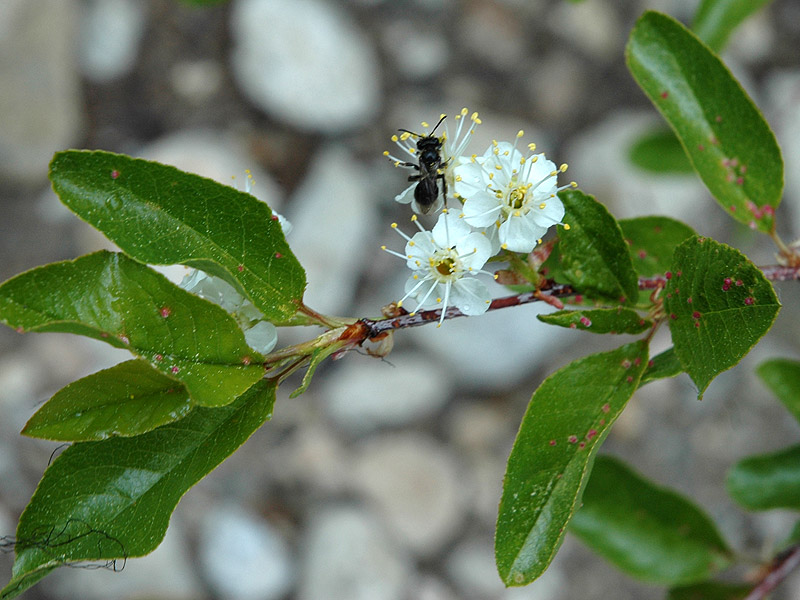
left=391, top=135, right=399, bottom=142
left=436, top=297, right=442, bottom=303
left=439, top=113, right=446, bottom=120
left=391, top=222, right=398, bottom=228
left=528, top=143, right=536, bottom=151
left=411, top=214, right=418, bottom=222
left=536, top=238, right=542, bottom=244
left=495, top=164, right=503, bottom=170
left=571, top=181, right=578, bottom=187
left=501, top=243, right=508, bottom=250
left=539, top=202, right=547, bottom=209
left=409, top=241, right=415, bottom=246
left=531, top=156, right=539, bottom=163
left=563, top=223, right=571, bottom=230
left=517, top=130, right=524, bottom=138
left=455, top=175, right=462, bottom=181
left=381, top=245, right=387, bottom=250
left=471, top=112, right=481, bottom=124
left=560, top=163, right=568, bottom=172
left=493, top=274, right=499, bottom=280
left=383, top=150, right=390, bottom=156
left=400, top=132, right=412, bottom=141
left=513, top=210, right=521, bottom=217
left=550, top=170, right=558, bottom=177
left=397, top=300, right=404, bottom=307
left=409, top=311, right=417, bottom=316
left=421, top=121, right=429, bottom=129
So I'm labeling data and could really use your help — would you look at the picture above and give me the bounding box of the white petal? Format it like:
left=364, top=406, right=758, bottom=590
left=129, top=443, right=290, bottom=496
left=450, top=278, right=492, bottom=316
left=431, top=213, right=471, bottom=248
left=394, top=182, right=416, bottom=205
left=244, top=321, right=278, bottom=354
left=529, top=194, right=565, bottom=228
left=456, top=232, right=492, bottom=271
left=452, top=160, right=488, bottom=199
left=405, top=231, right=435, bottom=269
left=525, top=154, right=558, bottom=193
left=462, top=191, right=503, bottom=228
left=499, top=213, right=547, bottom=253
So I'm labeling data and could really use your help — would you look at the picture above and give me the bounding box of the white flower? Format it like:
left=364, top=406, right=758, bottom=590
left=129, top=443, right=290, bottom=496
left=239, top=169, right=293, bottom=235
left=382, top=212, right=494, bottom=325
left=384, top=108, right=481, bottom=213
left=454, top=135, right=574, bottom=253
left=180, top=270, right=278, bottom=354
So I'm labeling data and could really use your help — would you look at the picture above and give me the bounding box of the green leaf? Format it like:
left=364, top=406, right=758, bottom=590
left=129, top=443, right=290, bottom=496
left=22, top=360, right=191, bottom=441
left=0, top=251, right=265, bottom=407
left=665, top=236, right=780, bottom=398
left=667, top=581, right=752, bottom=600
left=555, top=189, right=639, bottom=305
left=1, top=380, right=276, bottom=600
left=626, top=11, right=783, bottom=233
left=49, top=150, right=306, bottom=323
left=537, top=308, right=651, bottom=334
left=726, top=444, right=800, bottom=510
left=628, top=128, right=694, bottom=174
left=640, top=347, right=684, bottom=387
left=693, top=0, right=773, bottom=53
left=619, top=216, right=696, bottom=278
left=756, top=358, right=800, bottom=423
left=571, top=455, right=732, bottom=584
left=495, top=341, right=649, bottom=586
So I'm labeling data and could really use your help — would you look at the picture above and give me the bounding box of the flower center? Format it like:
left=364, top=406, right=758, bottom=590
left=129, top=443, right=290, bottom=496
left=508, top=186, right=527, bottom=209
left=430, top=249, right=460, bottom=281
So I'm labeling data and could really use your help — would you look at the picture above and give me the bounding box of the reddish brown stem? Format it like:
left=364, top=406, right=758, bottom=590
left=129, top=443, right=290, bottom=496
left=744, top=544, right=800, bottom=600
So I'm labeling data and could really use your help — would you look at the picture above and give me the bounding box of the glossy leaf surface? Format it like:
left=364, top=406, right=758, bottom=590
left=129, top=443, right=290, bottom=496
left=538, top=308, right=651, bottom=334
left=571, top=455, right=732, bottom=584
left=665, top=237, right=779, bottom=398
left=693, top=0, right=773, bottom=52
left=49, top=150, right=305, bottom=323
left=726, top=444, right=800, bottom=510
left=640, top=348, right=684, bottom=387
left=756, top=358, right=800, bottom=423
left=626, top=11, right=783, bottom=233
left=556, top=189, right=638, bottom=305
left=0, top=251, right=265, bottom=407
left=1, top=381, right=275, bottom=600
left=668, top=581, right=752, bottom=600
left=23, top=360, right=191, bottom=441
left=619, top=216, right=696, bottom=278
left=495, top=341, right=648, bottom=586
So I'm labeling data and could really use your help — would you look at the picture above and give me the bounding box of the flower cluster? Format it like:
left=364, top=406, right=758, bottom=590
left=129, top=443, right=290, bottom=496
left=384, top=110, right=575, bottom=321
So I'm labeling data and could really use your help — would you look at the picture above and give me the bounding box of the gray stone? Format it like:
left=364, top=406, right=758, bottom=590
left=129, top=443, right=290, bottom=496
left=349, top=433, right=465, bottom=556
left=287, top=145, right=379, bottom=315
left=0, top=0, right=84, bottom=184
left=298, top=506, right=410, bottom=600
left=198, top=506, right=294, bottom=600
left=230, top=0, right=381, bottom=133
left=324, top=353, right=453, bottom=434
left=78, top=0, right=147, bottom=82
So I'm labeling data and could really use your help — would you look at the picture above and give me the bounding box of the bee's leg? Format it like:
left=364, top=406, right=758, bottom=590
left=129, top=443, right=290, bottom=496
left=407, top=173, right=422, bottom=182
left=439, top=173, right=448, bottom=205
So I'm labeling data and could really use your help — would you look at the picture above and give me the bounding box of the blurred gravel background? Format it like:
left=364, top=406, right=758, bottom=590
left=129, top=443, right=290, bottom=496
left=2, top=0, right=800, bottom=599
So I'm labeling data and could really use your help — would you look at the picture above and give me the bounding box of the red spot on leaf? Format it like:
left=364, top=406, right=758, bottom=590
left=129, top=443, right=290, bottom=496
left=171, top=366, right=180, bottom=374
left=110, top=170, right=120, bottom=179
left=586, top=429, right=597, bottom=440
left=692, top=311, right=701, bottom=319
left=275, top=252, right=283, bottom=258
left=665, top=271, right=672, bottom=280
left=238, top=264, right=244, bottom=272
left=549, top=440, right=556, bottom=446
left=579, top=316, right=592, bottom=327
left=568, top=435, right=578, bottom=444
left=155, top=354, right=163, bottom=362
left=242, top=356, right=252, bottom=366
left=744, top=296, right=755, bottom=306
left=601, top=403, right=610, bottom=413
left=160, top=306, right=171, bottom=318
left=660, top=91, right=669, bottom=99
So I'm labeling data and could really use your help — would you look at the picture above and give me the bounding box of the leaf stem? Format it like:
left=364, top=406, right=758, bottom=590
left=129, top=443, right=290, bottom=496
left=744, top=543, right=800, bottom=600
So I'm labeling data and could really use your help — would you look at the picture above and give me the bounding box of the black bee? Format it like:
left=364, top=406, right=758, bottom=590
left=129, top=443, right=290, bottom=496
left=398, top=115, right=448, bottom=215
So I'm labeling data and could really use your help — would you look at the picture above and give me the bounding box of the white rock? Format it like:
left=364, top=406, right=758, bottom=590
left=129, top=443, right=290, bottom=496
left=381, top=21, right=449, bottom=80
left=199, top=506, right=294, bottom=600
left=78, top=0, right=147, bottom=82
left=298, top=506, right=410, bottom=600
left=287, top=145, right=380, bottom=315
left=324, top=352, right=453, bottom=434
left=43, top=516, right=203, bottom=600
left=563, top=110, right=711, bottom=225
left=548, top=0, right=621, bottom=63
left=170, top=59, right=224, bottom=103
left=349, top=433, right=465, bottom=556
left=230, top=0, right=381, bottom=133
left=764, top=70, right=800, bottom=237
left=0, top=0, right=84, bottom=184
left=405, top=299, right=574, bottom=390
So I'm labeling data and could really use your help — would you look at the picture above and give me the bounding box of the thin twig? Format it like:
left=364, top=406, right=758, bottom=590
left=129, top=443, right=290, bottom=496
left=744, top=544, right=800, bottom=600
